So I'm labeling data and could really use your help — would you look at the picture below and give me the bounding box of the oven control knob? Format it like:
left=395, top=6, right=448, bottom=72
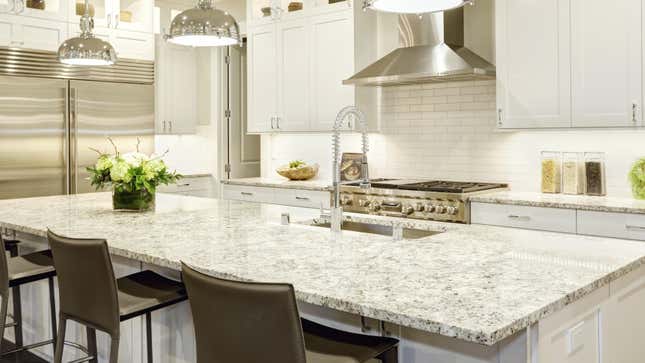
left=358, top=199, right=371, bottom=207
left=368, top=202, right=381, bottom=212
left=446, top=206, right=458, bottom=215
left=435, top=205, right=446, bottom=214
left=402, top=205, right=414, bottom=215
left=340, top=195, right=353, bottom=206
left=425, top=204, right=436, bottom=213
left=414, top=203, right=425, bottom=212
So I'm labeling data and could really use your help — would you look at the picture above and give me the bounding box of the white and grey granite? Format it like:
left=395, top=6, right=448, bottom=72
left=1, top=193, right=645, bottom=346
left=471, top=191, right=645, bottom=215
left=221, top=177, right=332, bottom=192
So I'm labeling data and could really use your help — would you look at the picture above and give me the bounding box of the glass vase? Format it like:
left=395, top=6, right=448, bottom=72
left=112, top=188, right=155, bottom=211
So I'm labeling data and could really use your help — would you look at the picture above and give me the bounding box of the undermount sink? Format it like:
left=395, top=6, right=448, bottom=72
left=308, top=220, right=442, bottom=240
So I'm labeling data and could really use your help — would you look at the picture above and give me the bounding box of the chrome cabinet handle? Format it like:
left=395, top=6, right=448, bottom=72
left=497, top=109, right=503, bottom=126
left=295, top=196, right=310, bottom=201
left=115, top=13, right=119, bottom=28
left=240, top=192, right=254, bottom=196
left=626, top=225, right=645, bottom=232
left=632, top=102, right=638, bottom=123
left=169, top=120, right=173, bottom=133
left=508, top=215, right=531, bottom=222
left=163, top=121, right=166, bottom=132
left=270, top=116, right=275, bottom=129
left=107, top=13, right=112, bottom=27
left=276, top=117, right=280, bottom=129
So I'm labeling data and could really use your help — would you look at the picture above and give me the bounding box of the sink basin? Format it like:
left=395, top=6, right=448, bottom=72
left=308, top=220, right=442, bottom=240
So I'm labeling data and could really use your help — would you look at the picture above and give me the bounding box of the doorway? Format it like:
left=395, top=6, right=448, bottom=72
left=223, top=42, right=261, bottom=180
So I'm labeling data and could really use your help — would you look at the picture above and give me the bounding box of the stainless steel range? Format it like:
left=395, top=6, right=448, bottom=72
left=339, top=179, right=507, bottom=223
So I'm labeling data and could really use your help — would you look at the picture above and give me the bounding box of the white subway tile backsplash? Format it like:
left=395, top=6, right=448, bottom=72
left=264, top=80, right=645, bottom=198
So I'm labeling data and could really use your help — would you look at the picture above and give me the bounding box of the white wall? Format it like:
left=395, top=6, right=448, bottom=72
left=264, top=80, right=645, bottom=198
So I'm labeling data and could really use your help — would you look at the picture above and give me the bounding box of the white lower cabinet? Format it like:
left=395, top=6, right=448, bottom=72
left=470, top=202, right=577, bottom=233
left=602, top=265, right=645, bottom=363
left=577, top=210, right=645, bottom=241
left=222, top=184, right=330, bottom=209
left=537, top=285, right=607, bottom=363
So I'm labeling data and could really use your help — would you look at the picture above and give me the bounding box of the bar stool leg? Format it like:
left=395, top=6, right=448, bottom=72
left=11, top=286, right=22, bottom=349
left=146, top=312, right=153, bottom=363
left=0, top=295, right=7, bottom=354
left=54, top=314, right=67, bottom=363
left=109, top=335, right=119, bottom=363
left=48, top=277, right=57, bottom=345
left=377, top=347, right=398, bottom=363
left=87, top=327, right=98, bottom=363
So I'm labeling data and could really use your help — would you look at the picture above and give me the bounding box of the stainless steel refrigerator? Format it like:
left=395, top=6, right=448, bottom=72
left=0, top=75, right=154, bottom=199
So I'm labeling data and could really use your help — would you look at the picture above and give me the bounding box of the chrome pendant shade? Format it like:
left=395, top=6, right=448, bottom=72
left=58, top=0, right=117, bottom=66
left=166, top=0, right=240, bottom=47
left=364, top=0, right=472, bottom=14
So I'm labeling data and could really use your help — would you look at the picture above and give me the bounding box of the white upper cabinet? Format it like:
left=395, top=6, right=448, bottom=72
left=69, top=0, right=152, bottom=33
left=277, top=18, right=310, bottom=131
left=246, top=0, right=370, bottom=134
left=496, top=0, right=644, bottom=129
left=247, top=22, right=278, bottom=133
left=496, top=0, right=571, bottom=129
left=309, top=9, right=354, bottom=131
left=0, top=14, right=68, bottom=51
left=9, top=0, right=68, bottom=22
left=155, top=38, right=197, bottom=134
left=571, top=0, right=642, bottom=127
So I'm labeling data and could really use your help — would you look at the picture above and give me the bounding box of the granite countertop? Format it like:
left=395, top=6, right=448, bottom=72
left=471, top=191, right=645, bottom=215
left=221, top=177, right=331, bottom=192
left=1, top=193, right=645, bottom=346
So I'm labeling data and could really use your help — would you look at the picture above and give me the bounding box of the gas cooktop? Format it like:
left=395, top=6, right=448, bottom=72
left=348, top=179, right=506, bottom=194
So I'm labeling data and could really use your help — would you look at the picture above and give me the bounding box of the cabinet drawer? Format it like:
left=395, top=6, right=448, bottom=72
left=288, top=190, right=330, bottom=209
left=577, top=210, right=645, bottom=241
left=222, top=185, right=274, bottom=204
left=471, top=202, right=577, bottom=233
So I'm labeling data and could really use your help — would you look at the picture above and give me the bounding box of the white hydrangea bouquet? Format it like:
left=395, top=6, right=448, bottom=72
left=87, top=138, right=181, bottom=211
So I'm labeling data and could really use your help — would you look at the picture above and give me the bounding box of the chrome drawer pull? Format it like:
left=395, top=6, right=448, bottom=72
left=508, top=215, right=531, bottom=222
left=625, top=225, right=645, bottom=232
left=240, top=192, right=254, bottom=196
left=295, top=197, right=310, bottom=201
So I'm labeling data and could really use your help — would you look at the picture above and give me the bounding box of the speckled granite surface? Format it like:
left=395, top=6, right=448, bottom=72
left=471, top=191, right=645, bottom=215
left=221, top=177, right=332, bottom=191
left=1, top=193, right=645, bottom=346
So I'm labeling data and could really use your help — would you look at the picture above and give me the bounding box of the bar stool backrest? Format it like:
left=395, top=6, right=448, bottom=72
left=48, top=230, right=120, bottom=337
left=0, top=235, right=8, bottom=299
left=181, top=263, right=308, bottom=363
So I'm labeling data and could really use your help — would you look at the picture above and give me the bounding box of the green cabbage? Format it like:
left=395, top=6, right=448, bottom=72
left=629, top=158, right=645, bottom=199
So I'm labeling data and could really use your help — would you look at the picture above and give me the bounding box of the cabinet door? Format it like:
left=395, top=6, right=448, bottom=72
left=112, top=29, right=154, bottom=61
left=571, top=0, right=642, bottom=127
left=13, top=0, right=68, bottom=21
left=248, top=23, right=278, bottom=133
left=16, top=16, right=68, bottom=51
left=113, top=0, right=153, bottom=33
left=496, top=0, right=571, bottom=128
left=0, top=15, right=17, bottom=47
left=277, top=18, right=310, bottom=131
left=603, top=266, right=645, bottom=363
left=164, top=42, right=197, bottom=134
left=309, top=9, right=355, bottom=131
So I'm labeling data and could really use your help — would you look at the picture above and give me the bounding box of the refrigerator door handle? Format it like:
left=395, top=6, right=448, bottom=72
left=69, top=87, right=78, bottom=194
left=64, top=86, right=71, bottom=195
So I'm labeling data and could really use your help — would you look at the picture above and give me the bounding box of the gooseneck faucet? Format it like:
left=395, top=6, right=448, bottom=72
left=330, top=106, right=371, bottom=234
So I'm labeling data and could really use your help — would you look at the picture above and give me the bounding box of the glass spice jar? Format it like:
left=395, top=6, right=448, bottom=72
left=584, top=152, right=606, bottom=196
left=562, top=152, right=585, bottom=195
left=541, top=151, right=562, bottom=194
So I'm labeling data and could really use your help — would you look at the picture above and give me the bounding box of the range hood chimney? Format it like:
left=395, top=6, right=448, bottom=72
left=344, top=8, right=495, bottom=87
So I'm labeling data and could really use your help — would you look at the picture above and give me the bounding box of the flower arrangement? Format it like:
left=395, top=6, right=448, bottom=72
left=87, top=138, right=181, bottom=211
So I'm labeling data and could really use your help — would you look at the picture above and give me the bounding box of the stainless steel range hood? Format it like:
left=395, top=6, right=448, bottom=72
left=344, top=8, right=495, bottom=87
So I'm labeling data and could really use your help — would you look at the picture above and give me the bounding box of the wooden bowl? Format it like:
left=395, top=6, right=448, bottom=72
left=276, top=164, right=319, bottom=181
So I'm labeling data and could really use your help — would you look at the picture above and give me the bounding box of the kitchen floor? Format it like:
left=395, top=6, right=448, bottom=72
left=0, top=340, right=47, bottom=363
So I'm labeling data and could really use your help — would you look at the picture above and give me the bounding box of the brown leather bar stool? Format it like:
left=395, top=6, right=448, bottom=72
left=181, top=262, right=399, bottom=363
left=0, top=234, right=57, bottom=356
left=48, top=230, right=187, bottom=363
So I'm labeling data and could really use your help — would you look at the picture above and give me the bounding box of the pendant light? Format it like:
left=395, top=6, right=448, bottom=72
left=166, top=0, right=240, bottom=47
left=364, top=0, right=472, bottom=14
left=58, top=0, right=117, bottom=66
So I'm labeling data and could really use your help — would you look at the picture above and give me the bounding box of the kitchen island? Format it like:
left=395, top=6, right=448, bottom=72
left=0, top=193, right=644, bottom=363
